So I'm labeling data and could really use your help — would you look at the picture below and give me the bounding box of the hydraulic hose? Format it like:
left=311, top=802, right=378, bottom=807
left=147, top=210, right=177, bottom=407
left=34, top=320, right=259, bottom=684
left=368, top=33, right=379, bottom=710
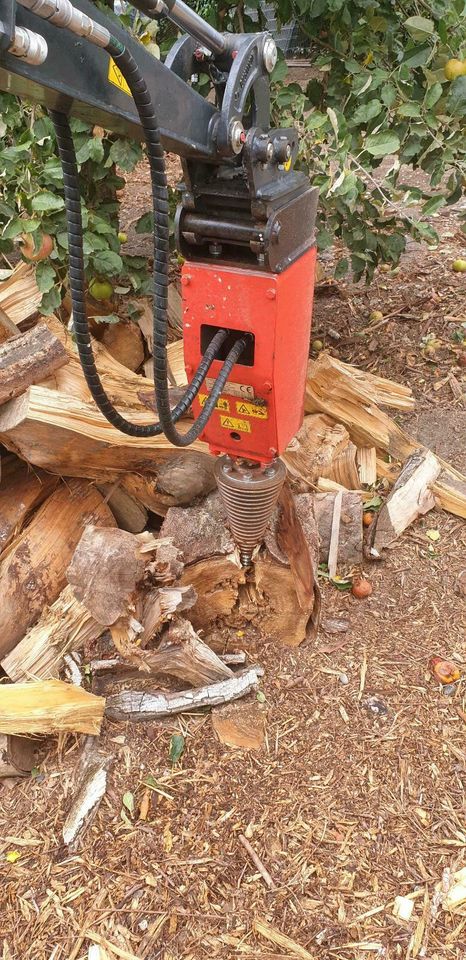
left=49, top=40, right=245, bottom=444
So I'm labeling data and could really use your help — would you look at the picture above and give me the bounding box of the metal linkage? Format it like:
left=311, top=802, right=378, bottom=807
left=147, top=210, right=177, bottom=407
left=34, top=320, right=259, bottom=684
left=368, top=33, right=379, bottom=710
left=8, top=23, right=47, bottom=62
left=18, top=0, right=110, bottom=45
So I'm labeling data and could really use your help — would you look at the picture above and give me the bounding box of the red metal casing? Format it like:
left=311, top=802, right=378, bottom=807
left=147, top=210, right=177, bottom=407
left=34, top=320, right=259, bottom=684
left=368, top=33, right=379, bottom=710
left=182, top=247, right=316, bottom=463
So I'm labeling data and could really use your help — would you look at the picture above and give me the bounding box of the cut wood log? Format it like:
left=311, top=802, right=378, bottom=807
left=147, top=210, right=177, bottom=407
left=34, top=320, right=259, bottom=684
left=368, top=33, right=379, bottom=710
left=0, top=262, right=41, bottom=327
left=0, top=480, right=114, bottom=659
left=0, top=679, right=105, bottom=735
left=0, top=385, right=210, bottom=482
left=68, top=526, right=145, bottom=626
left=1, top=585, right=101, bottom=682
left=357, top=446, right=377, bottom=487
left=212, top=700, right=265, bottom=749
left=372, top=449, right=441, bottom=552
left=0, top=454, right=58, bottom=556
left=100, top=320, right=144, bottom=372
left=97, top=482, right=148, bottom=533
left=0, top=734, right=37, bottom=778
left=0, top=323, right=68, bottom=405
left=313, top=491, right=363, bottom=567
left=283, top=414, right=357, bottom=487
left=62, top=740, right=113, bottom=846
left=106, top=666, right=263, bottom=722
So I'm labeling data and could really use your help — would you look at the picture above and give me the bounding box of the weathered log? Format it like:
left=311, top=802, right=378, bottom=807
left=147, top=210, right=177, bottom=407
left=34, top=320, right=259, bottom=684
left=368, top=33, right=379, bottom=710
left=372, top=449, right=441, bottom=552
left=0, top=480, right=114, bottom=659
left=0, top=454, right=58, bottom=557
left=0, top=679, right=105, bottom=735
left=0, top=385, right=211, bottom=482
left=0, top=734, right=37, bottom=778
left=1, top=584, right=101, bottom=682
left=106, top=666, right=263, bottom=722
left=0, top=323, right=68, bottom=405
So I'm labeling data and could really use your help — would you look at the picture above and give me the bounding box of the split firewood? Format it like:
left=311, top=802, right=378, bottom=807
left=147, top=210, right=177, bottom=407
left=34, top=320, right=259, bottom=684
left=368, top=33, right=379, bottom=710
left=68, top=526, right=146, bottom=626
left=0, top=262, right=41, bottom=328
left=0, top=454, right=58, bottom=557
left=62, top=738, right=114, bottom=846
left=106, top=665, right=263, bottom=722
left=357, top=446, right=377, bottom=487
left=139, top=618, right=233, bottom=685
left=212, top=700, right=265, bottom=749
left=0, top=679, right=105, bottom=735
left=137, top=285, right=182, bottom=347
left=0, top=323, right=68, bottom=405
left=283, top=413, right=359, bottom=489
left=98, top=319, right=144, bottom=372
left=0, top=734, right=37, bottom=778
left=0, top=384, right=210, bottom=482
left=118, top=473, right=177, bottom=516
left=1, top=585, right=101, bottom=682
left=313, top=491, right=363, bottom=566
left=0, top=305, right=19, bottom=343
left=372, top=449, right=441, bottom=552
left=97, top=482, right=148, bottom=533
left=0, top=480, right=114, bottom=660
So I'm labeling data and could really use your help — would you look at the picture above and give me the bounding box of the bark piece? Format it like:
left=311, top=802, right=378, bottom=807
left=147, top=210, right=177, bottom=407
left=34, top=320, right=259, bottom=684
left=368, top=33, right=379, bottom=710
left=373, top=449, right=441, bottom=551
left=100, top=320, right=144, bottom=372
left=313, top=491, right=363, bottom=566
left=106, top=666, right=263, bottom=722
left=212, top=700, right=265, bottom=749
left=0, top=385, right=210, bottom=482
left=0, top=480, right=114, bottom=659
left=162, top=492, right=235, bottom=564
left=62, top=740, right=113, bottom=846
left=68, top=526, right=145, bottom=626
left=97, top=482, right=148, bottom=533
left=0, top=262, right=41, bottom=327
left=0, top=454, right=58, bottom=557
left=0, top=679, right=105, bottom=735
left=0, top=734, right=37, bottom=778
left=327, top=489, right=343, bottom=579
left=1, top=584, right=101, bottom=682
left=0, top=323, right=68, bottom=405
left=253, top=918, right=314, bottom=960
left=156, top=454, right=216, bottom=503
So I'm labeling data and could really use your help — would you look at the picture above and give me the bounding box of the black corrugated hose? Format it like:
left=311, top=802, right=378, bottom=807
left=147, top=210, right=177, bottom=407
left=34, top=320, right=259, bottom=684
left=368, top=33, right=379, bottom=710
left=49, top=37, right=246, bottom=444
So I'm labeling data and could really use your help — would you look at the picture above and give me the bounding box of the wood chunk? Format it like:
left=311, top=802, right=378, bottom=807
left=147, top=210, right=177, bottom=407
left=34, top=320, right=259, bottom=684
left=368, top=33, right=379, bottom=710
left=0, top=385, right=210, bottom=482
left=97, top=482, right=148, bottom=533
left=357, top=446, right=377, bottom=486
left=100, top=320, right=144, bottom=372
left=0, top=480, right=114, bottom=659
left=62, top=741, right=113, bottom=846
left=0, top=455, right=58, bottom=557
left=142, top=618, right=233, bottom=686
left=313, top=491, right=363, bottom=566
left=180, top=556, right=245, bottom=631
left=0, top=734, right=37, bottom=778
left=68, top=526, right=145, bottom=626
left=0, top=679, right=105, bottom=735
left=373, top=449, right=441, bottom=551
left=212, top=700, right=265, bottom=749
left=0, top=323, right=68, bottom=405
left=0, top=305, right=19, bottom=343
left=0, top=262, right=41, bottom=327
left=162, top=493, right=235, bottom=564
left=137, top=285, right=182, bottom=347
left=156, top=454, right=216, bottom=503
left=276, top=483, right=315, bottom=613
left=1, top=585, right=101, bottom=682
left=119, top=473, right=177, bottom=516
left=106, top=666, right=263, bottom=722
left=434, top=461, right=466, bottom=520
left=283, top=414, right=350, bottom=486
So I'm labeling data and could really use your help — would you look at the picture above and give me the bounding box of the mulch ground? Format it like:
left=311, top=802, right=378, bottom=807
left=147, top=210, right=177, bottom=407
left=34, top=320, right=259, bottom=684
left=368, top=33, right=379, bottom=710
left=0, top=174, right=465, bottom=960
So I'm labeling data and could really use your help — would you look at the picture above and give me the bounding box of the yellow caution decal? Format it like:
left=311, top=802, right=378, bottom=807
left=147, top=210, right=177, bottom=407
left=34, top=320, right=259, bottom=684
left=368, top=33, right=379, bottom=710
left=198, top=393, right=230, bottom=412
left=220, top=415, right=251, bottom=433
left=108, top=59, right=131, bottom=97
left=235, top=400, right=268, bottom=419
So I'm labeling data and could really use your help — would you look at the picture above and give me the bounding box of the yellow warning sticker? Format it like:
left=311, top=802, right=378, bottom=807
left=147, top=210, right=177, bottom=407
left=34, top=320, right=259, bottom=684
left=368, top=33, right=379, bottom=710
left=108, top=59, right=131, bottom=97
left=235, top=400, right=268, bottom=420
left=220, top=415, right=251, bottom=433
left=198, top=393, right=230, bottom=412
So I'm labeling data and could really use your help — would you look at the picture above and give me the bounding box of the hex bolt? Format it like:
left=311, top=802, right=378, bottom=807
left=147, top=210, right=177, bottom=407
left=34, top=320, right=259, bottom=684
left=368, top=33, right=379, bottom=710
left=263, top=36, right=278, bottom=73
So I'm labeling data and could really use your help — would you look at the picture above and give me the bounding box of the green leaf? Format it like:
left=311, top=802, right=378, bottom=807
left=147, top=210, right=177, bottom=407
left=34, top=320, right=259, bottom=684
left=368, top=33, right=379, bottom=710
left=92, top=313, right=120, bottom=324
left=38, top=285, right=62, bottom=315
left=351, top=99, right=383, bottom=125
left=334, top=257, right=349, bottom=278
left=135, top=211, right=154, bottom=234
left=381, top=85, right=397, bottom=108
left=87, top=137, right=105, bottom=164
left=426, top=528, right=440, bottom=542
left=364, top=131, right=400, bottom=157
left=91, top=250, right=123, bottom=276
left=256, top=690, right=266, bottom=703
left=305, top=112, right=328, bottom=130
left=31, top=192, right=65, bottom=213
left=35, top=262, right=56, bottom=293
left=447, top=76, right=466, bottom=118
left=421, top=195, right=446, bottom=216
left=122, top=791, right=135, bottom=815
left=397, top=102, right=421, bottom=117
left=424, top=82, right=443, bottom=110
left=109, top=139, right=142, bottom=172
left=168, top=733, right=185, bottom=765
left=404, top=16, right=435, bottom=40
left=402, top=44, right=432, bottom=68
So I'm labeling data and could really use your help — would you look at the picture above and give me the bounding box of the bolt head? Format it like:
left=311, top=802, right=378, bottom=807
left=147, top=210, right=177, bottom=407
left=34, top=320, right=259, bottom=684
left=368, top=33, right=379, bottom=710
left=266, top=288, right=276, bottom=300
left=263, top=36, right=277, bottom=73
left=230, top=119, right=245, bottom=155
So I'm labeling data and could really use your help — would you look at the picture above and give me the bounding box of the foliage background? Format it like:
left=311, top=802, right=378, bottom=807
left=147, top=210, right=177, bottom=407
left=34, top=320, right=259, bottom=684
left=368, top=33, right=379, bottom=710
left=0, top=0, right=465, bottom=308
